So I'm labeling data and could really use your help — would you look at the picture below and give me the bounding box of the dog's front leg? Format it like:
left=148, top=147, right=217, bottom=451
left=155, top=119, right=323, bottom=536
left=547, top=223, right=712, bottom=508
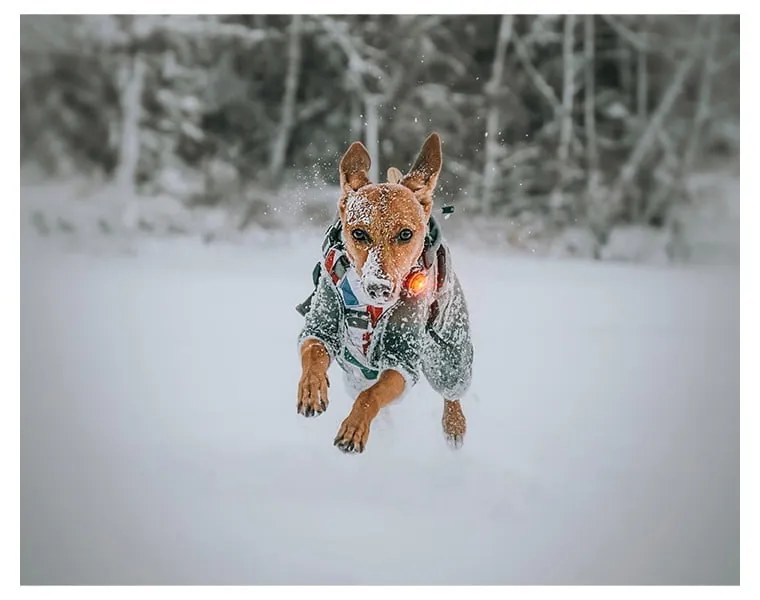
left=334, top=370, right=405, bottom=453
left=297, top=338, right=331, bottom=417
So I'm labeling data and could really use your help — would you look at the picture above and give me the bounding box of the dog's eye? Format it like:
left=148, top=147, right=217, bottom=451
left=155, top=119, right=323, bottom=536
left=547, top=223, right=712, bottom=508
left=352, top=229, right=369, bottom=242
left=397, top=228, right=414, bottom=242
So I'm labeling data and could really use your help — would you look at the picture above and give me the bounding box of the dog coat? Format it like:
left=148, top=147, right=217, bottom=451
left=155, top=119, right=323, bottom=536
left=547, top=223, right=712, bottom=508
left=297, top=217, right=473, bottom=399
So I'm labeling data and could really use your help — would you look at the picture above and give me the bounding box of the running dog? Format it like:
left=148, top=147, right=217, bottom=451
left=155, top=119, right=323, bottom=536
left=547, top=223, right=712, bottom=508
left=296, top=133, right=473, bottom=453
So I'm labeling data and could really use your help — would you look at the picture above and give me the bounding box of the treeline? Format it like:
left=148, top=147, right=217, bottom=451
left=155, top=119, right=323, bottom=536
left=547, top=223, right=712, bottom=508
left=20, top=15, right=739, bottom=241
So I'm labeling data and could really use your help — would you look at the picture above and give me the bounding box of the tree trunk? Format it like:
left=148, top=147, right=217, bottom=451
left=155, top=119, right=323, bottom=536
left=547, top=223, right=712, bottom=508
left=607, top=39, right=702, bottom=219
left=584, top=15, right=598, bottom=190
left=364, top=95, right=380, bottom=183
left=557, top=15, right=576, bottom=182
left=653, top=17, right=720, bottom=212
left=269, top=15, right=303, bottom=181
left=115, top=52, right=145, bottom=191
left=636, top=47, right=648, bottom=121
left=350, top=96, right=362, bottom=140
left=482, top=14, right=514, bottom=212
left=681, top=16, right=719, bottom=175
left=618, top=37, right=632, bottom=107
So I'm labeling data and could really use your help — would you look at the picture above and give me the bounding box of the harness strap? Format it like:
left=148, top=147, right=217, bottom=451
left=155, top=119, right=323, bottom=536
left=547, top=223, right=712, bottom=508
left=425, top=244, right=448, bottom=328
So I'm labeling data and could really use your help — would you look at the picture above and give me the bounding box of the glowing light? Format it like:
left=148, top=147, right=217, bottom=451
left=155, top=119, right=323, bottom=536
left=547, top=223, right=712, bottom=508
left=406, top=271, right=428, bottom=296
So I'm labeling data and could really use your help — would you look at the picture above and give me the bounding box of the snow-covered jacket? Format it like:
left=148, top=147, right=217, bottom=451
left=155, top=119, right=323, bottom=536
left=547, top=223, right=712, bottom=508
left=297, top=217, right=473, bottom=399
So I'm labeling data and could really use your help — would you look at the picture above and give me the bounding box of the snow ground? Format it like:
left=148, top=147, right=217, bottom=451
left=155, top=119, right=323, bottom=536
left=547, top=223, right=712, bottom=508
left=20, top=234, right=739, bottom=585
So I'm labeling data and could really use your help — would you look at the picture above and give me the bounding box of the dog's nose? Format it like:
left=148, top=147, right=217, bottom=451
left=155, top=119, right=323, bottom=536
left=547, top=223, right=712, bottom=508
left=366, top=279, right=393, bottom=301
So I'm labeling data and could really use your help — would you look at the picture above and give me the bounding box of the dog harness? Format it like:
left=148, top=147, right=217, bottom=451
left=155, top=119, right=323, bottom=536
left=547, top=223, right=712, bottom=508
left=324, top=245, right=390, bottom=380
left=297, top=216, right=473, bottom=399
left=311, top=219, right=443, bottom=381
left=297, top=218, right=449, bottom=324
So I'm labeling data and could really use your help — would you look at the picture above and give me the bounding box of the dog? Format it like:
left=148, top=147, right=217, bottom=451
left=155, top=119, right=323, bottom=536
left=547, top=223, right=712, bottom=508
left=296, top=132, right=474, bottom=453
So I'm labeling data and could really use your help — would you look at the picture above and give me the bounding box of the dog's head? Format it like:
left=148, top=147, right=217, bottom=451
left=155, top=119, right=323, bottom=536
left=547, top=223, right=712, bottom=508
left=337, top=133, right=442, bottom=306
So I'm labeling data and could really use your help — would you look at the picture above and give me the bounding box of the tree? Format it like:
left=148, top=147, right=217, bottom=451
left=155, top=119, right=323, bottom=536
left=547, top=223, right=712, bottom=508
left=269, top=15, right=303, bottom=182
left=481, top=15, right=513, bottom=212
left=20, top=14, right=739, bottom=247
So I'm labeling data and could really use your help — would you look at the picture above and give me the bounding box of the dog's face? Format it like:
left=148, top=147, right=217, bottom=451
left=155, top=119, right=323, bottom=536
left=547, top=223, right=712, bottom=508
left=337, top=133, right=443, bottom=306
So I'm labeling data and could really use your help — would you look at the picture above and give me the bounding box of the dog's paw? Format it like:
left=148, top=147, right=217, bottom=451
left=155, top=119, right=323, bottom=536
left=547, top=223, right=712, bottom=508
left=334, top=413, right=371, bottom=454
left=442, top=400, right=466, bottom=449
left=297, top=370, right=329, bottom=418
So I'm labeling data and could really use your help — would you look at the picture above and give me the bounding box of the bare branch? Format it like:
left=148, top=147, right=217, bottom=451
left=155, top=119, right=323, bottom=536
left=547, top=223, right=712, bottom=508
left=315, top=15, right=388, bottom=92
left=584, top=15, right=599, bottom=179
left=134, top=16, right=279, bottom=47
left=607, top=35, right=704, bottom=210
left=512, top=29, right=562, bottom=111
left=295, top=98, right=330, bottom=124
left=681, top=16, right=720, bottom=173
left=636, top=49, right=648, bottom=120
left=601, top=16, right=653, bottom=54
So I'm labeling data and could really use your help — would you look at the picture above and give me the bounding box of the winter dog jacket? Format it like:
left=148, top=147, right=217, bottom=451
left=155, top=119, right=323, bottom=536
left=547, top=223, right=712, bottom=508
left=297, top=217, right=473, bottom=399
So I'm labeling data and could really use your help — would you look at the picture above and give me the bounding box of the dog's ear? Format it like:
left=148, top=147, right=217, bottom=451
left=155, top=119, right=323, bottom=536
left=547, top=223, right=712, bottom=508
left=400, top=132, right=442, bottom=217
left=386, top=166, right=403, bottom=184
left=339, top=141, right=372, bottom=194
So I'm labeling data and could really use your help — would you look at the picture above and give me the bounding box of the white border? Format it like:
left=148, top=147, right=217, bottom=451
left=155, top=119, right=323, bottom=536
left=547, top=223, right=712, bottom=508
left=7, top=1, right=753, bottom=15
left=6, top=3, right=755, bottom=599
left=739, top=5, right=756, bottom=599
left=3, top=6, right=20, bottom=600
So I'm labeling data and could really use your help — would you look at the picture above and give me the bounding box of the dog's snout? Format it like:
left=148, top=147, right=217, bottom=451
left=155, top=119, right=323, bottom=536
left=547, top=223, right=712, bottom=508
left=365, top=279, right=393, bottom=301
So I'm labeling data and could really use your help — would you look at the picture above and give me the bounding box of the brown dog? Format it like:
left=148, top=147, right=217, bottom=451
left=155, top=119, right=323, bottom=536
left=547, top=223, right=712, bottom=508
left=297, top=133, right=473, bottom=453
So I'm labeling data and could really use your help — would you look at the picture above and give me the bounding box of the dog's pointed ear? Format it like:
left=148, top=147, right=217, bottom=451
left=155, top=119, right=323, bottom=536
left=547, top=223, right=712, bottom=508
left=400, top=132, right=442, bottom=217
left=387, top=166, right=403, bottom=184
left=339, top=141, right=372, bottom=194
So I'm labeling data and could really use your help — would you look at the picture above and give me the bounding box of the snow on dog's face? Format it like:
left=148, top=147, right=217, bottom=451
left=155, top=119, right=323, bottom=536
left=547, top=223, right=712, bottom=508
left=337, top=134, right=442, bottom=306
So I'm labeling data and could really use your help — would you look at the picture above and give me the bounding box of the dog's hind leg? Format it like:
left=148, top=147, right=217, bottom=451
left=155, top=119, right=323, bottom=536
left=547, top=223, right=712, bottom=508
left=421, top=276, right=473, bottom=449
left=422, top=336, right=472, bottom=449
left=442, top=399, right=466, bottom=449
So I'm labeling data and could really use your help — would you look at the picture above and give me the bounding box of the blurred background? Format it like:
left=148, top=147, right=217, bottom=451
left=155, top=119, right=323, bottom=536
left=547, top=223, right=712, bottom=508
left=20, top=15, right=740, bottom=585
left=20, top=14, right=739, bottom=262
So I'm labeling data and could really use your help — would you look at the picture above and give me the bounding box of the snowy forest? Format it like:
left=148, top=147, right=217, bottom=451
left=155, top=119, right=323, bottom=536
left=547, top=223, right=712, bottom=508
left=20, top=15, right=739, bottom=261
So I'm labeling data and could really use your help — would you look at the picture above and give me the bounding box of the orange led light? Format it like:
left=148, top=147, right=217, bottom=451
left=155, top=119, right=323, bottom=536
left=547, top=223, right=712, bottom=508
left=406, top=271, right=428, bottom=295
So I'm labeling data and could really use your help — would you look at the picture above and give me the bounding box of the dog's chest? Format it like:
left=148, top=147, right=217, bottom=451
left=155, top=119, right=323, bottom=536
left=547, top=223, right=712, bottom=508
left=337, top=266, right=389, bottom=359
